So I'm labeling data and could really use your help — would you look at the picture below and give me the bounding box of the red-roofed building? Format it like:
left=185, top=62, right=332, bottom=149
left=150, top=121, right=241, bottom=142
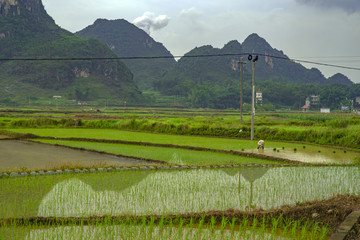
left=256, top=89, right=263, bottom=105
left=301, top=105, right=309, bottom=112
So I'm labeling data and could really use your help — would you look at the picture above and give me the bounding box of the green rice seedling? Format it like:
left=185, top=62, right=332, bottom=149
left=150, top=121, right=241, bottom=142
left=282, top=218, right=293, bottom=237
left=300, top=220, right=310, bottom=240
left=167, top=218, right=173, bottom=238
left=310, top=222, right=319, bottom=240
left=158, top=216, right=165, bottom=233
left=273, top=148, right=277, bottom=151
left=320, top=225, right=329, bottom=240
left=294, top=148, right=297, bottom=151
left=194, top=217, right=205, bottom=239
left=271, top=214, right=282, bottom=236
left=210, top=216, right=216, bottom=233
left=291, top=220, right=298, bottom=237
left=333, top=151, right=336, bottom=154
left=176, top=218, right=185, bottom=238
left=229, top=217, right=236, bottom=235
left=239, top=215, right=248, bottom=236
left=220, top=216, right=227, bottom=234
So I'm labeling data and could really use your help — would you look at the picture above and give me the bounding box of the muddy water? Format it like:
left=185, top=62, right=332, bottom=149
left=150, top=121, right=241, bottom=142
left=0, top=140, right=147, bottom=171
left=247, top=147, right=359, bottom=164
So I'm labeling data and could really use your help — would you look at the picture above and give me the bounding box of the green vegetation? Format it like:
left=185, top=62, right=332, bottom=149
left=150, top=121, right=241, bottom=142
left=1, top=107, right=360, bottom=239
left=4, top=128, right=307, bottom=150
left=1, top=166, right=358, bottom=239
left=153, top=34, right=356, bottom=109
left=1, top=167, right=358, bottom=218
left=75, top=19, right=176, bottom=90
left=32, top=139, right=280, bottom=166
left=3, top=110, right=360, bottom=149
left=0, top=1, right=143, bottom=104
left=0, top=215, right=329, bottom=240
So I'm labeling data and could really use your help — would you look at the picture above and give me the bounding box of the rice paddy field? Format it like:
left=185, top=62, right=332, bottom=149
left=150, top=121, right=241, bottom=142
left=1, top=107, right=360, bottom=239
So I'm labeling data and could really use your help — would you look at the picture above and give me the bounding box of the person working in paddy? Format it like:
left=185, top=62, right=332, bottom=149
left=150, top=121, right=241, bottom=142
left=257, top=140, right=265, bottom=149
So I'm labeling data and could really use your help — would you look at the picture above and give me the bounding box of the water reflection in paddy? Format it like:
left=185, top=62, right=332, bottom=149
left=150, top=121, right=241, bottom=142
left=36, top=166, right=360, bottom=217
left=247, top=147, right=358, bottom=164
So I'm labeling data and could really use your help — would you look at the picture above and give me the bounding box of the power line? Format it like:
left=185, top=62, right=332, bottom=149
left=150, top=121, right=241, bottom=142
left=0, top=53, right=360, bottom=71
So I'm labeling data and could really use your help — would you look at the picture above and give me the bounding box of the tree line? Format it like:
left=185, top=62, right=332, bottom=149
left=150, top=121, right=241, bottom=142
left=186, top=82, right=360, bottom=110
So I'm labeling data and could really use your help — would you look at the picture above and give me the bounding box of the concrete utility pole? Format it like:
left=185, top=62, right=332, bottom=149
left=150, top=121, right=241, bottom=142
left=249, top=54, right=258, bottom=141
left=251, top=60, right=255, bottom=141
left=239, top=57, right=246, bottom=123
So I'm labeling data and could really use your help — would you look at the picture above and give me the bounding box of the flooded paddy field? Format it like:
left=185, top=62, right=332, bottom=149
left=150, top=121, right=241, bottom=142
left=1, top=166, right=358, bottom=219
left=1, top=109, right=360, bottom=239
left=1, top=166, right=358, bottom=239
left=247, top=147, right=358, bottom=164
left=0, top=140, right=148, bottom=171
left=6, top=128, right=360, bottom=165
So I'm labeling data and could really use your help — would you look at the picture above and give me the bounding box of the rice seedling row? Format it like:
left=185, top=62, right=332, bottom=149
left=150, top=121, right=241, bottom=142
left=0, top=215, right=329, bottom=240
left=1, top=167, right=358, bottom=219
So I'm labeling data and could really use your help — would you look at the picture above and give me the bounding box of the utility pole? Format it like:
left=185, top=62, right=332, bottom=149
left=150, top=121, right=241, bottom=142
left=239, top=57, right=246, bottom=123
left=251, top=60, right=255, bottom=141
left=248, top=54, right=258, bottom=141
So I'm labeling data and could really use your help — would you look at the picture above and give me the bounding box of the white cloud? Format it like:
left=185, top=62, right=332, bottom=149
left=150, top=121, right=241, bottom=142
left=133, top=12, right=170, bottom=34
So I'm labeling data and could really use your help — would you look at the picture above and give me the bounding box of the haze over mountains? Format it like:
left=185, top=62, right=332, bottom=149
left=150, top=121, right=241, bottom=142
left=0, top=0, right=355, bottom=107
left=0, top=0, right=142, bottom=104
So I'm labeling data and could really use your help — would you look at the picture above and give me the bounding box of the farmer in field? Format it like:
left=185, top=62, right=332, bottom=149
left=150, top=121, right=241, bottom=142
left=257, top=140, right=265, bottom=149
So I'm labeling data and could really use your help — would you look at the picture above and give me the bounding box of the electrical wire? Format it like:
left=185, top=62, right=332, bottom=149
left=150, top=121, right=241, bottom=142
left=0, top=53, right=359, bottom=71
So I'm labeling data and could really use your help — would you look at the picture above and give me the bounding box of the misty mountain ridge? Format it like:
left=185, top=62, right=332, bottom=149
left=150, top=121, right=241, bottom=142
left=0, top=0, right=354, bottom=108
left=154, top=33, right=353, bottom=96
left=75, top=18, right=176, bottom=90
left=0, top=0, right=143, bottom=104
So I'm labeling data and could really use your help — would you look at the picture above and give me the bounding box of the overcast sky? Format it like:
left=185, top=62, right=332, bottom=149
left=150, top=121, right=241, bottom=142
left=42, top=0, right=360, bottom=83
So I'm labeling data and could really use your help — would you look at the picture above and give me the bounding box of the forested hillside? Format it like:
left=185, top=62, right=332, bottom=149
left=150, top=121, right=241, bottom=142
left=76, top=19, right=176, bottom=90
left=0, top=0, right=143, bottom=104
left=153, top=34, right=354, bottom=109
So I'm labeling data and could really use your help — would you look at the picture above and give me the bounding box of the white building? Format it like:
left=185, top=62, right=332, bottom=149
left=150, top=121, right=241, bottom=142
left=320, top=108, right=330, bottom=113
left=256, top=89, right=263, bottom=105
